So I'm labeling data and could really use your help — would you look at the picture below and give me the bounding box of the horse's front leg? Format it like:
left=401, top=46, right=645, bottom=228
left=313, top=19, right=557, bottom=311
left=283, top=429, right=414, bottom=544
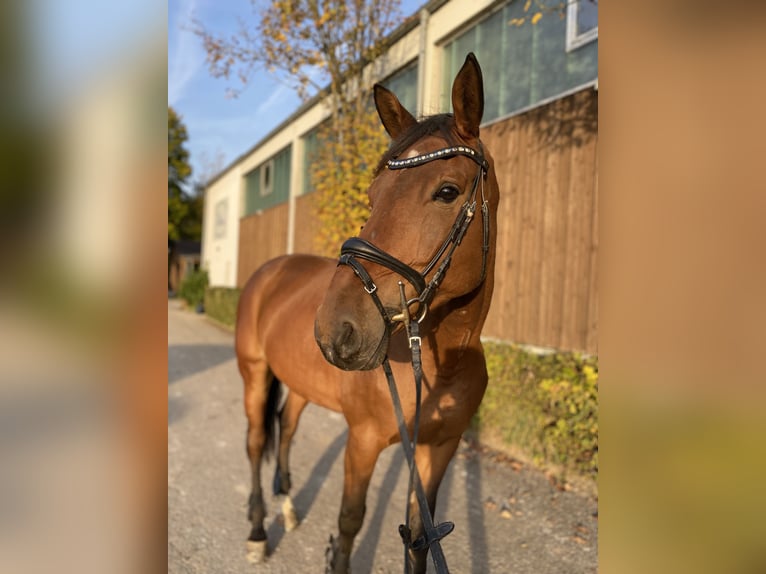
left=326, top=428, right=384, bottom=574
left=406, top=437, right=462, bottom=574
left=240, top=359, right=275, bottom=563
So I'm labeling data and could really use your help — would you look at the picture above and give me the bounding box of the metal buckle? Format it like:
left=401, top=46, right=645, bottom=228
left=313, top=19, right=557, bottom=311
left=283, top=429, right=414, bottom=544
left=364, top=282, right=377, bottom=294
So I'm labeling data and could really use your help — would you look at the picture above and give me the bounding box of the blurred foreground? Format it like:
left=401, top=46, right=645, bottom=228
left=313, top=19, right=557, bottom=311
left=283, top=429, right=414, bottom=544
left=0, top=1, right=166, bottom=573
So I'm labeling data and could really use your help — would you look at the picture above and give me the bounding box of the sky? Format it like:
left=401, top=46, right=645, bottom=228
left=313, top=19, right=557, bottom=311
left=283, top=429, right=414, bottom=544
left=168, top=0, right=424, bottom=186
left=27, top=0, right=161, bottom=115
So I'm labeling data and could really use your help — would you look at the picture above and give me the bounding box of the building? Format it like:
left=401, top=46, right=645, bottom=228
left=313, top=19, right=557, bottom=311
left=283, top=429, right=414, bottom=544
left=202, top=0, right=598, bottom=352
left=168, top=239, right=202, bottom=293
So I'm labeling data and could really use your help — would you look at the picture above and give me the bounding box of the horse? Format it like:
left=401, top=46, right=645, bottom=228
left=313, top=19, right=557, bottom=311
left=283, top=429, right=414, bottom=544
left=235, top=52, right=499, bottom=574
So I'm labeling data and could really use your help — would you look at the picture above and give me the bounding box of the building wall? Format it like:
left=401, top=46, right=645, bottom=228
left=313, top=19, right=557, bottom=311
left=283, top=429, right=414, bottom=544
left=237, top=203, right=290, bottom=288
left=202, top=166, right=241, bottom=287
left=481, top=88, right=598, bottom=353
left=293, top=193, right=323, bottom=256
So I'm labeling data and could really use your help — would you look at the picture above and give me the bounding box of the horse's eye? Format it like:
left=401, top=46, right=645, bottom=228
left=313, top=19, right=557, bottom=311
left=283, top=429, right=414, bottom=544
left=433, top=185, right=460, bottom=203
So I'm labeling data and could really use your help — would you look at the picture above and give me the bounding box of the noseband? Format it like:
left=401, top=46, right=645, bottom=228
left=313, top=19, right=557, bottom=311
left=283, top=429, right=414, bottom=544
left=338, top=143, right=490, bottom=326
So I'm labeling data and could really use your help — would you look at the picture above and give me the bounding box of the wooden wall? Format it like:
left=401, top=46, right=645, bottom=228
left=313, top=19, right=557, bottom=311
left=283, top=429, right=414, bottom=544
left=235, top=88, right=598, bottom=353
left=293, top=193, right=323, bottom=255
left=237, top=203, right=289, bottom=288
left=480, top=88, right=598, bottom=353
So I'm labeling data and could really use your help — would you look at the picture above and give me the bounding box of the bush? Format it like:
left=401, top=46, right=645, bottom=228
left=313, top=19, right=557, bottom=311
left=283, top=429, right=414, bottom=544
left=476, top=341, right=598, bottom=481
left=204, top=287, right=241, bottom=328
left=178, top=269, right=208, bottom=309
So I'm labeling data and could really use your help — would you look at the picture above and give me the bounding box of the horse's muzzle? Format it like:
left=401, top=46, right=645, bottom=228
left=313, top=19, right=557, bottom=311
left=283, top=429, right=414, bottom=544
left=314, top=314, right=389, bottom=371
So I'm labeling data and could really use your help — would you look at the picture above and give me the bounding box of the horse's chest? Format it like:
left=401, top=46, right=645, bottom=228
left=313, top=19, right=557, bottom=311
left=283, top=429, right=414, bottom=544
left=421, top=381, right=475, bottom=428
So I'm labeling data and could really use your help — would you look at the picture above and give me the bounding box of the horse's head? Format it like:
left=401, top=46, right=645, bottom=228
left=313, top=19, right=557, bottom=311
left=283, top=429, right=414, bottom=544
left=315, top=53, right=498, bottom=371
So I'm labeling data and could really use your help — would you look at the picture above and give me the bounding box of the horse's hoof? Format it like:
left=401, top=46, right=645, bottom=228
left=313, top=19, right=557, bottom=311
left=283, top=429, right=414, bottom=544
left=282, top=497, right=299, bottom=532
left=324, top=534, right=349, bottom=573
left=245, top=539, right=268, bottom=563
left=324, top=535, right=336, bottom=573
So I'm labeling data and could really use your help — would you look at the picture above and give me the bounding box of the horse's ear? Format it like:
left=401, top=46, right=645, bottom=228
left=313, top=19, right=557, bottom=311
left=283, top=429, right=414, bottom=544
left=374, top=83, right=417, bottom=139
left=451, top=53, right=484, bottom=140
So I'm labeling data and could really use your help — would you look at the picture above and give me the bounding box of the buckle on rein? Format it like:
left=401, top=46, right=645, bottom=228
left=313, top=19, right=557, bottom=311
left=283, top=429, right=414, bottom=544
left=390, top=282, right=426, bottom=348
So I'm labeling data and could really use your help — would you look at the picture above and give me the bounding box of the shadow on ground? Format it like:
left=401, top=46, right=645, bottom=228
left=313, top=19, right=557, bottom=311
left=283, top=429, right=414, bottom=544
left=265, top=429, right=349, bottom=554
left=168, top=344, right=236, bottom=385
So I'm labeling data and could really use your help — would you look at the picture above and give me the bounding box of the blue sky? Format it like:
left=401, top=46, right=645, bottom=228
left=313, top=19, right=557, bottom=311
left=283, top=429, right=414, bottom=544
left=168, top=0, right=423, bottom=186
left=28, top=0, right=161, bottom=114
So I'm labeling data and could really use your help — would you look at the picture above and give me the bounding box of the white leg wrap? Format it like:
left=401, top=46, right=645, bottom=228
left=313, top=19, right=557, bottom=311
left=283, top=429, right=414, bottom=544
left=245, top=539, right=268, bottom=563
left=282, top=496, right=299, bottom=532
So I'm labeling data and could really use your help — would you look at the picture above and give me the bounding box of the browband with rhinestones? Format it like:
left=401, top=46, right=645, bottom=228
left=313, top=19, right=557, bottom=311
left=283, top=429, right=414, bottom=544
left=387, top=145, right=489, bottom=171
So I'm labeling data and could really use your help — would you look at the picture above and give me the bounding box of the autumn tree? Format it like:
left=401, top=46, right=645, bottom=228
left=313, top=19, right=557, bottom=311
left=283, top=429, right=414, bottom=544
left=309, top=108, right=389, bottom=253
left=194, top=0, right=404, bottom=254
left=168, top=106, right=202, bottom=241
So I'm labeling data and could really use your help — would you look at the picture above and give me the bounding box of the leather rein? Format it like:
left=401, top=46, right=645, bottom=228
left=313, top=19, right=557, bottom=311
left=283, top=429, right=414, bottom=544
left=336, top=143, right=489, bottom=574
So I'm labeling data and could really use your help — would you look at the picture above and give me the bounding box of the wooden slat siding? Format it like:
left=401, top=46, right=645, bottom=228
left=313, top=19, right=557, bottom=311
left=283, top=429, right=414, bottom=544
left=237, top=203, right=289, bottom=288
left=481, top=88, right=598, bottom=353
left=586, top=144, right=599, bottom=353
left=293, top=193, right=323, bottom=255
left=486, top=115, right=526, bottom=344
left=539, top=130, right=569, bottom=348
left=487, top=118, right=515, bottom=340
left=560, top=101, right=598, bottom=351
left=519, top=114, right=544, bottom=343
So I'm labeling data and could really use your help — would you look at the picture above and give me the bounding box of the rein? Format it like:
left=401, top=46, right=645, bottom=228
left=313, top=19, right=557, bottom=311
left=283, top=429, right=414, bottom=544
left=336, top=143, right=489, bottom=574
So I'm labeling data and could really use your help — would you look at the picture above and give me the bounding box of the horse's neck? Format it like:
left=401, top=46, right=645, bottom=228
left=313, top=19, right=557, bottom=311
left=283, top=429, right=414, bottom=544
left=427, top=273, right=495, bottom=357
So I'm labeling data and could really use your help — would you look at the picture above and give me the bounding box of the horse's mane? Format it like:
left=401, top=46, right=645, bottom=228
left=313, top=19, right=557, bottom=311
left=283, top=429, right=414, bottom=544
left=374, top=113, right=457, bottom=176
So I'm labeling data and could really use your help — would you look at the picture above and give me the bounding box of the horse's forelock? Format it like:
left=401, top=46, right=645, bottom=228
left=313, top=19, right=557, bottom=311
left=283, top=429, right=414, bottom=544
left=374, top=114, right=457, bottom=176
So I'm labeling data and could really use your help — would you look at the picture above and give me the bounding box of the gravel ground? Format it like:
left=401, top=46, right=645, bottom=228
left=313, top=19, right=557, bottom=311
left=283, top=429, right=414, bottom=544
left=168, top=300, right=598, bottom=573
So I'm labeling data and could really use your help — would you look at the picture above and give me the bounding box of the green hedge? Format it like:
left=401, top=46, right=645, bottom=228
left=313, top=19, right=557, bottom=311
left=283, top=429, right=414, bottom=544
left=178, top=269, right=208, bottom=309
left=204, top=287, right=241, bottom=328
left=476, top=341, right=598, bottom=481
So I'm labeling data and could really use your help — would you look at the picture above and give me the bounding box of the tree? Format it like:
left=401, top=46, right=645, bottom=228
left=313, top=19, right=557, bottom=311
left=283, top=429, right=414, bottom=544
left=311, top=108, right=389, bottom=255
left=194, top=0, right=404, bottom=253
left=168, top=106, right=201, bottom=241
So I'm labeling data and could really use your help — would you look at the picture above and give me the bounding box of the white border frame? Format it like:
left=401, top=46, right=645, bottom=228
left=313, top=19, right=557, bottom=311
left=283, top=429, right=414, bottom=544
left=566, top=0, right=598, bottom=53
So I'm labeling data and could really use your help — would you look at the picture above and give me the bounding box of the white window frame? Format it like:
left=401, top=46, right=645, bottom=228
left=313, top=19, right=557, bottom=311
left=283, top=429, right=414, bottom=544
left=566, top=0, right=598, bottom=53
left=259, top=159, right=274, bottom=197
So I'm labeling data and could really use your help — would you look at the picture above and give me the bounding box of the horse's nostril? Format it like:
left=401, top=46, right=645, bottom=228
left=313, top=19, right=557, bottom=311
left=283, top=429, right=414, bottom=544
left=336, top=320, right=362, bottom=361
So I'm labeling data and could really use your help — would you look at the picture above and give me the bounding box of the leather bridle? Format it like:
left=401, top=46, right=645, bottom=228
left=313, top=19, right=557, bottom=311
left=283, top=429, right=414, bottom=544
left=338, top=143, right=489, bottom=327
left=334, top=142, right=490, bottom=574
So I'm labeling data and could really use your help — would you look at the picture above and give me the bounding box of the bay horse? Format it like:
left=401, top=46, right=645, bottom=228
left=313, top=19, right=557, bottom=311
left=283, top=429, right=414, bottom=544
left=235, top=53, right=498, bottom=573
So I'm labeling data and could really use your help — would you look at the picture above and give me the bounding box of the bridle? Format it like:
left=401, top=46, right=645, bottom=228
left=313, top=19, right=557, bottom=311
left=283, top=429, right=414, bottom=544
left=335, top=142, right=490, bottom=574
left=339, top=143, right=490, bottom=327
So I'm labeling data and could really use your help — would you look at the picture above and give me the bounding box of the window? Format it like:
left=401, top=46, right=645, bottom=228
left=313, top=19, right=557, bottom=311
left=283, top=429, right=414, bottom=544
left=260, top=159, right=274, bottom=196
left=443, top=0, right=597, bottom=123
left=214, top=198, right=227, bottom=239
left=380, top=60, right=419, bottom=115
left=301, top=127, right=321, bottom=195
left=566, top=0, right=598, bottom=52
left=244, top=145, right=292, bottom=214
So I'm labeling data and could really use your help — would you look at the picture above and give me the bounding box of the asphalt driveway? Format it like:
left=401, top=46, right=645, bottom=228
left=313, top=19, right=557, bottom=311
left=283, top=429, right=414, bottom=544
left=168, top=300, right=597, bottom=573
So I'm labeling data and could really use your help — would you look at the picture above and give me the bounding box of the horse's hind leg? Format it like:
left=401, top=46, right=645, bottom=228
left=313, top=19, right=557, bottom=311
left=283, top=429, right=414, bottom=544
left=240, top=358, right=280, bottom=563
left=273, top=389, right=308, bottom=531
